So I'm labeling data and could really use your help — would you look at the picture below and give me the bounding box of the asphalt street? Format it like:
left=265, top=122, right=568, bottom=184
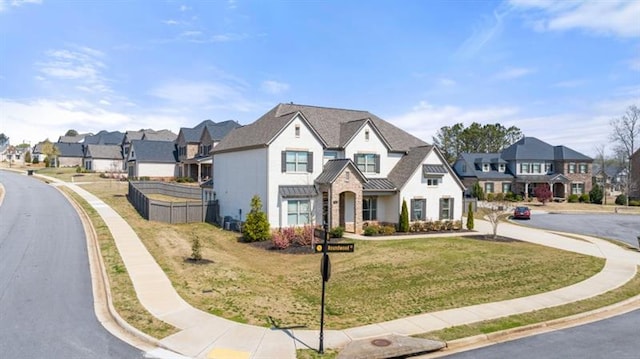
left=517, top=212, right=640, bottom=247
left=442, top=309, right=640, bottom=359
left=0, top=171, right=142, bottom=358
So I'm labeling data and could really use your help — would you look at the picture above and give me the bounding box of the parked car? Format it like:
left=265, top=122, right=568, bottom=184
left=513, top=206, right=531, bottom=220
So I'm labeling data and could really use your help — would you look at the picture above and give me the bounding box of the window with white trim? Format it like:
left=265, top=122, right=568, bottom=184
left=439, top=198, right=453, bottom=220
left=365, top=129, right=370, bottom=141
left=283, top=151, right=312, bottom=173
left=287, top=199, right=310, bottom=225
left=295, top=124, right=300, bottom=138
left=484, top=182, right=494, bottom=193
left=569, top=163, right=576, bottom=174
left=355, top=153, right=379, bottom=173
left=499, top=164, right=506, bottom=172
left=545, top=163, right=553, bottom=173
left=411, top=199, right=426, bottom=221
left=579, top=163, right=588, bottom=174
left=502, top=182, right=511, bottom=193
left=482, top=163, right=490, bottom=172
left=532, top=163, right=541, bottom=173
left=426, top=177, right=440, bottom=186
left=571, top=183, right=584, bottom=195
left=520, top=163, right=530, bottom=174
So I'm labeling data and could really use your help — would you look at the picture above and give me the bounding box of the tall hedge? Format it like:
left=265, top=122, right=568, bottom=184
left=466, top=201, right=474, bottom=230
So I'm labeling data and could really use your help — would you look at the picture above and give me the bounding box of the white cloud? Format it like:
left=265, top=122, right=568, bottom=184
left=0, top=0, right=41, bottom=12
left=36, top=46, right=111, bottom=94
left=164, top=19, right=179, bottom=25
left=494, top=67, right=535, bottom=80
left=388, top=98, right=636, bottom=157
left=457, top=3, right=512, bottom=57
left=149, top=80, right=259, bottom=112
left=509, top=0, right=640, bottom=38
left=0, top=97, right=188, bottom=146
left=179, top=5, right=189, bottom=12
left=261, top=80, right=290, bottom=95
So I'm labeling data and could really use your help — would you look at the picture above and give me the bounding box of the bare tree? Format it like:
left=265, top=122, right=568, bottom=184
left=610, top=105, right=639, bottom=205
left=594, top=144, right=607, bottom=205
left=482, top=199, right=511, bottom=239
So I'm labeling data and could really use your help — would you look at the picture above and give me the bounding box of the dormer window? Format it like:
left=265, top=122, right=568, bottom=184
left=498, top=164, right=505, bottom=172
left=365, top=129, right=370, bottom=141
left=295, top=124, right=300, bottom=138
left=482, top=163, right=490, bottom=172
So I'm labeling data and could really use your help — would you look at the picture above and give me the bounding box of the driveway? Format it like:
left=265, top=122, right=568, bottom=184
left=515, top=212, right=640, bottom=248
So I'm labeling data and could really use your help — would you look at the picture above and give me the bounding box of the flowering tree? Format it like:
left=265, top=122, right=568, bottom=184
left=535, top=184, right=552, bottom=205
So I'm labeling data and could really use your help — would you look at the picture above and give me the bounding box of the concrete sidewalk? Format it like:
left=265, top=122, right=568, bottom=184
left=38, top=173, right=640, bottom=359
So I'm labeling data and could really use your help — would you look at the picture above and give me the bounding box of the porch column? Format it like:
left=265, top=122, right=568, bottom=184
left=198, top=162, right=202, bottom=183
left=524, top=182, right=530, bottom=200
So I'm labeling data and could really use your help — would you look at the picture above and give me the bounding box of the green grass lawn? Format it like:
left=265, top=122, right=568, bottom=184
left=77, top=181, right=604, bottom=331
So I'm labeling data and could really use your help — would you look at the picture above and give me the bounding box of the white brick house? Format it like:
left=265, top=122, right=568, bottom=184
left=212, top=103, right=464, bottom=233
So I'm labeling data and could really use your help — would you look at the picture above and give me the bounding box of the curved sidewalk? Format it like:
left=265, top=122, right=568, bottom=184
left=52, top=176, right=640, bottom=359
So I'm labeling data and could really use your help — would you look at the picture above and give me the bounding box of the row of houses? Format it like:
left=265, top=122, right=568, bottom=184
left=7, top=102, right=640, bottom=233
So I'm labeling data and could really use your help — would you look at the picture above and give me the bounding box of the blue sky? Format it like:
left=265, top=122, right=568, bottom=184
left=1, top=0, right=638, bottom=156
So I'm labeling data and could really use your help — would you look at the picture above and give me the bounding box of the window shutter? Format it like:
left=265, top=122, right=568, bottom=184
left=450, top=198, right=454, bottom=220
left=439, top=198, right=444, bottom=220
left=375, top=154, right=380, bottom=173
left=421, top=199, right=426, bottom=220
left=410, top=199, right=416, bottom=221
left=307, top=152, right=314, bottom=173
left=281, top=151, right=286, bottom=172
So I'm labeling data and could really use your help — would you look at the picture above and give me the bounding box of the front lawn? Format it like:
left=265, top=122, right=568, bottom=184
left=78, top=181, right=604, bottom=331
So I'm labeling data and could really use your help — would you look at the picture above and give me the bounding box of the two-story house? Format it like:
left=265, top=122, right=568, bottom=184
left=212, top=103, right=464, bottom=233
left=175, top=120, right=240, bottom=182
left=453, top=137, right=593, bottom=199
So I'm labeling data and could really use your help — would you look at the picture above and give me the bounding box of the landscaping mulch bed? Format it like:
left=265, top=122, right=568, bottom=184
left=246, top=238, right=348, bottom=254
left=466, top=234, right=522, bottom=242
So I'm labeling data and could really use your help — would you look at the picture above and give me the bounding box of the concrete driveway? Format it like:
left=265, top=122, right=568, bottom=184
left=515, top=212, right=640, bottom=248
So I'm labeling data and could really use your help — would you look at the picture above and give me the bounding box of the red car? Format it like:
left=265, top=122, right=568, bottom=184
left=513, top=206, right=531, bottom=220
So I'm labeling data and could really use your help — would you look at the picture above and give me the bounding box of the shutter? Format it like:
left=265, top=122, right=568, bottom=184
left=281, top=151, right=286, bottom=172
left=450, top=198, right=454, bottom=220
left=410, top=199, right=416, bottom=221
left=375, top=154, right=380, bottom=173
left=439, top=198, right=444, bottom=220
left=421, top=199, right=426, bottom=221
left=307, top=152, right=313, bottom=173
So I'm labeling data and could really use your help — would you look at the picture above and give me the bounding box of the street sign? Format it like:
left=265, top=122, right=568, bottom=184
left=314, top=242, right=355, bottom=253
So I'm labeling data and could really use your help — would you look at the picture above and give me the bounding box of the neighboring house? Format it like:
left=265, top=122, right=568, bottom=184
left=126, top=140, right=178, bottom=179
left=175, top=120, right=240, bottom=182
left=592, top=164, right=627, bottom=195
left=122, top=129, right=178, bottom=172
left=55, top=142, right=84, bottom=167
left=57, top=133, right=92, bottom=143
left=83, top=130, right=125, bottom=146
left=631, top=148, right=640, bottom=199
left=453, top=137, right=593, bottom=199
left=142, top=129, right=178, bottom=142
left=83, top=144, right=124, bottom=172
left=212, top=103, right=464, bottom=233
left=1, top=144, right=25, bottom=165
left=31, top=142, right=48, bottom=163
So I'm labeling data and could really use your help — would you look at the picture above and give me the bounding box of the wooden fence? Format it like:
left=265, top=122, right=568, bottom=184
left=127, top=181, right=218, bottom=224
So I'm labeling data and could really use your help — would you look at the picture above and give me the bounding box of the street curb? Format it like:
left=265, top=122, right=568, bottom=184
left=420, top=291, right=640, bottom=358
left=57, top=185, right=171, bottom=353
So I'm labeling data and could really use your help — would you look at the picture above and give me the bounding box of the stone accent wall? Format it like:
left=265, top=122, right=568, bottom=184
left=327, top=168, right=363, bottom=234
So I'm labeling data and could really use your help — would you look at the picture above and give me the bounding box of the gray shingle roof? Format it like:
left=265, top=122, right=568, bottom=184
left=142, top=130, right=178, bottom=142
left=554, top=145, right=592, bottom=161
left=454, top=153, right=514, bottom=179
left=279, top=185, right=318, bottom=198
left=213, top=103, right=427, bottom=154
left=363, top=178, right=397, bottom=191
left=130, top=140, right=177, bottom=163
left=315, top=159, right=367, bottom=184
left=179, top=120, right=216, bottom=143
left=55, top=142, right=84, bottom=158
left=388, top=145, right=433, bottom=189
left=83, top=131, right=125, bottom=145
left=58, top=133, right=91, bottom=143
left=205, top=120, right=242, bottom=141
left=85, top=144, right=122, bottom=159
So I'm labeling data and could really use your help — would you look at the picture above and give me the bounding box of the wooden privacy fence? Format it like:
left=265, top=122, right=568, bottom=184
left=127, top=181, right=218, bottom=224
